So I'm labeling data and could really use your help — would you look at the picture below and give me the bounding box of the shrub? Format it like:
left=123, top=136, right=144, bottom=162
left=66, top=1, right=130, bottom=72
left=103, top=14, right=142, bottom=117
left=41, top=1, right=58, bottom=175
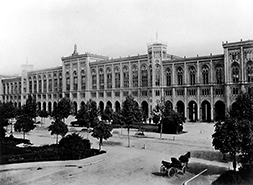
left=59, top=133, right=91, bottom=159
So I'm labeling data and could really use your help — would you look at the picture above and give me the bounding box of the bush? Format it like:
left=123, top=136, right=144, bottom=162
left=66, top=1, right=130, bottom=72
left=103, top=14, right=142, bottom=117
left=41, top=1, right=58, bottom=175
left=59, top=133, right=91, bottom=159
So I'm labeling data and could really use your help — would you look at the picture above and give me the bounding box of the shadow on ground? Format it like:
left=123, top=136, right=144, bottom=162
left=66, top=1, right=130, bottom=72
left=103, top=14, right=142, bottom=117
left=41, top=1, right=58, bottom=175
left=188, top=162, right=228, bottom=175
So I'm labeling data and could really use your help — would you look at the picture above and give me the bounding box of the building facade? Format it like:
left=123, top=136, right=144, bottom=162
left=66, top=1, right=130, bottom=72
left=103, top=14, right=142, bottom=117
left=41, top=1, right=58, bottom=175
left=1, top=39, right=253, bottom=122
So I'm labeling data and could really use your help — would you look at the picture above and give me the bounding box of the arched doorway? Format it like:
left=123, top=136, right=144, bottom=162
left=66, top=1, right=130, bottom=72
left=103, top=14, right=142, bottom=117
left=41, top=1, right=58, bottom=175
left=115, top=101, right=121, bottom=113
left=188, top=101, right=198, bottom=122
left=201, top=100, right=211, bottom=122
left=99, top=101, right=104, bottom=112
left=14, top=102, right=17, bottom=108
left=53, top=102, right=57, bottom=112
left=18, top=102, right=21, bottom=109
left=141, top=101, right=149, bottom=120
left=106, top=101, right=112, bottom=108
left=80, top=101, right=85, bottom=108
left=73, top=101, right=77, bottom=115
left=215, top=101, right=225, bottom=121
left=48, top=102, right=52, bottom=115
left=176, top=101, right=185, bottom=118
left=43, top=102, right=46, bottom=111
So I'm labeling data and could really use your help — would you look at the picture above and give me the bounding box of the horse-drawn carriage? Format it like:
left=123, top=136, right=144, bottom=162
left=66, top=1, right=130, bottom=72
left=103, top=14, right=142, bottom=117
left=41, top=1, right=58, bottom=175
left=160, top=152, right=190, bottom=178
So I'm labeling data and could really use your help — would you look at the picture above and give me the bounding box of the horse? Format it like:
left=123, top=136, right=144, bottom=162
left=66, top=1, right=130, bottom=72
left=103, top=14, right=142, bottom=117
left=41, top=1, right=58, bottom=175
left=179, top=152, right=191, bottom=169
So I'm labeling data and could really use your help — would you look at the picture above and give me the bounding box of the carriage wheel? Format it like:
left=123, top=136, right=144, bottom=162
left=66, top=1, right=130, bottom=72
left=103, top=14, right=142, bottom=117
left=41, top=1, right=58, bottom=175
left=160, top=165, right=166, bottom=174
left=167, top=167, right=176, bottom=178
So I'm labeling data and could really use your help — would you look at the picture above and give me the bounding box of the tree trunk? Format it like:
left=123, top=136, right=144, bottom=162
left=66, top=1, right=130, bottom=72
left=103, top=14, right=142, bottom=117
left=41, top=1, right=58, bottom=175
left=233, top=153, right=237, bottom=171
left=160, top=120, right=163, bottom=139
left=99, top=138, right=103, bottom=150
left=127, top=126, right=130, bottom=147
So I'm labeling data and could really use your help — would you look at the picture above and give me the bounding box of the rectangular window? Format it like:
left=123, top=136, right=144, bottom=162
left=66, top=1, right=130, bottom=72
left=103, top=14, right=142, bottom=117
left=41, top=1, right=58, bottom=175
left=165, top=89, right=172, bottom=96
left=99, top=92, right=104, bottom=97
left=155, top=90, right=160, bottom=96
left=132, top=91, right=138, bottom=96
left=123, top=91, right=128, bottom=97
left=141, top=91, right=148, bottom=96
left=176, top=89, right=184, bottom=96
left=91, top=92, right=96, bottom=98
left=107, top=92, right=112, bottom=97
left=115, top=91, right=120, bottom=97
left=73, top=93, right=77, bottom=98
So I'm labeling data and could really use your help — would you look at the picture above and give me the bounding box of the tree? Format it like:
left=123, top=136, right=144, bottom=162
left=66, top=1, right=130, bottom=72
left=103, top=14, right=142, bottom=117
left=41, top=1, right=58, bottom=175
left=75, top=103, right=88, bottom=127
left=38, top=110, right=49, bottom=126
left=52, top=97, right=72, bottom=120
left=212, top=92, right=253, bottom=171
left=101, top=105, right=113, bottom=121
left=0, top=102, right=16, bottom=137
left=85, top=99, right=99, bottom=128
left=121, top=95, right=143, bottom=147
left=14, top=114, right=36, bottom=139
left=91, top=120, right=113, bottom=150
left=153, top=100, right=184, bottom=136
left=22, top=94, right=37, bottom=120
left=76, top=99, right=99, bottom=128
left=212, top=118, right=243, bottom=171
left=48, top=118, right=68, bottom=144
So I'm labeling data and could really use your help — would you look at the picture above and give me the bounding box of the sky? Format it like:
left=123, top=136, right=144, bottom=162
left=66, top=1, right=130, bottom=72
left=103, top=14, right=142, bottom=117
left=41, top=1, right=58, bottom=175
left=1, top=0, right=253, bottom=75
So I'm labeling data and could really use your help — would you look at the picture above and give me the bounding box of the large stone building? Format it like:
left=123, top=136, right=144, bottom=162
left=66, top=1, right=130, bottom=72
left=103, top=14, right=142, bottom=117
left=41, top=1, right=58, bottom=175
left=1, top=39, right=253, bottom=122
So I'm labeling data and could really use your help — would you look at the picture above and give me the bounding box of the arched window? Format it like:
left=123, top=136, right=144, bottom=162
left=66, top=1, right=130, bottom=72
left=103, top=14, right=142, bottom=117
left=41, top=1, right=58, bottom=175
left=28, top=76, right=32, bottom=93
left=141, top=65, right=148, bottom=87
left=155, top=64, right=161, bottom=86
left=99, top=68, right=104, bottom=90
left=123, top=66, right=129, bottom=87
left=81, top=70, right=86, bottom=90
left=202, top=65, right=209, bottom=84
left=247, top=61, right=253, bottom=82
left=33, top=76, right=37, bottom=93
left=38, top=75, right=42, bottom=93
left=216, top=65, right=223, bottom=84
left=43, top=75, right=47, bottom=92
left=73, top=71, right=78, bottom=90
left=177, top=67, right=183, bottom=85
left=106, top=68, right=112, bottom=89
left=91, top=69, right=97, bottom=89
left=232, top=64, right=239, bottom=83
left=48, top=74, right=52, bottom=92
left=189, top=66, right=196, bottom=85
left=66, top=72, right=70, bottom=91
left=132, top=65, right=138, bottom=87
left=59, top=73, right=62, bottom=92
left=115, top=67, right=120, bottom=88
left=53, top=73, right=58, bottom=92
left=166, top=68, right=171, bottom=86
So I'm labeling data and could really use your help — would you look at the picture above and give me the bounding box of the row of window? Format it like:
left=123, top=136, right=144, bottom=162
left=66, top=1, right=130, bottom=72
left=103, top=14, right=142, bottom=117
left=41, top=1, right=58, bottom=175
left=28, top=79, right=63, bottom=94
left=3, top=83, right=21, bottom=95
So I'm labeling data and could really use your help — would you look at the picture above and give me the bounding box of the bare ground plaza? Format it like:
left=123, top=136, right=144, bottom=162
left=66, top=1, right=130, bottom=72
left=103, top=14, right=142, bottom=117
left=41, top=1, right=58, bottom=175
left=0, top=117, right=230, bottom=185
